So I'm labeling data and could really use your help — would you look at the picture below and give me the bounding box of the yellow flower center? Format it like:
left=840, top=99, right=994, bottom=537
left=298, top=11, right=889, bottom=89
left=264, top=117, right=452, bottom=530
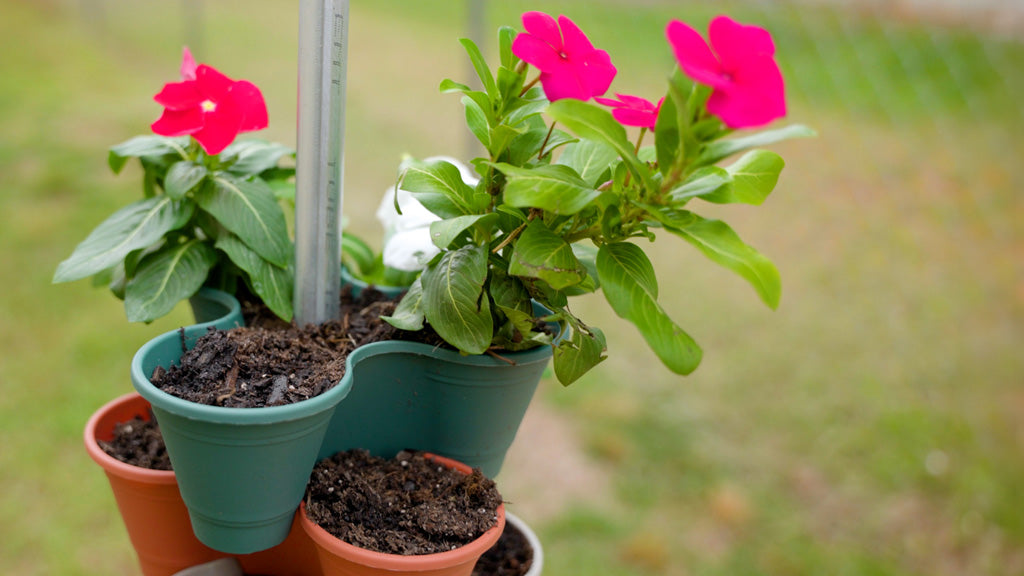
left=200, top=100, right=217, bottom=113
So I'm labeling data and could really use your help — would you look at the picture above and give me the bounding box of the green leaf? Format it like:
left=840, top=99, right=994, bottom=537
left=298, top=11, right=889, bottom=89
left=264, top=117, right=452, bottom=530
left=164, top=160, right=208, bottom=200
left=124, top=240, right=217, bottom=322
left=399, top=158, right=476, bottom=217
left=666, top=167, right=730, bottom=204
left=421, top=244, right=492, bottom=354
left=215, top=234, right=293, bottom=321
left=440, top=78, right=472, bottom=94
left=509, top=220, right=586, bottom=290
left=489, top=266, right=533, bottom=317
left=597, top=242, right=702, bottom=374
left=53, top=197, right=194, bottom=283
left=654, top=88, right=681, bottom=177
left=712, top=150, right=784, bottom=205
left=557, top=138, right=618, bottom=187
left=553, top=325, right=607, bottom=385
left=666, top=215, right=781, bottom=309
left=429, top=214, right=498, bottom=250
left=221, top=140, right=295, bottom=176
left=698, top=124, right=816, bottom=166
left=108, top=136, right=189, bottom=174
left=494, top=163, right=600, bottom=215
left=546, top=99, right=654, bottom=193
left=382, top=276, right=426, bottom=331
left=459, top=37, right=498, bottom=100
left=199, top=173, right=291, bottom=267
left=463, top=93, right=492, bottom=149
left=498, top=25, right=517, bottom=69
left=341, top=232, right=379, bottom=278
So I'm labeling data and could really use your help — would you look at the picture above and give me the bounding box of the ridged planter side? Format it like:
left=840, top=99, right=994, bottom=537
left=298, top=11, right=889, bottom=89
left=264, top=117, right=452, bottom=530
left=131, top=325, right=354, bottom=555
left=84, top=393, right=228, bottom=576
left=300, top=454, right=505, bottom=576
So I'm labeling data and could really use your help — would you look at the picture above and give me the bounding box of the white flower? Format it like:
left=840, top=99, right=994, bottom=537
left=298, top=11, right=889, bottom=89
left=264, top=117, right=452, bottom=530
left=376, top=156, right=479, bottom=272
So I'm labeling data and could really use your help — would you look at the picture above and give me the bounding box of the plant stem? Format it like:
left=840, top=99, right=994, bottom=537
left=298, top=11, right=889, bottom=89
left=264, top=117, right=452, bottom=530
left=519, top=75, right=540, bottom=96
left=491, top=210, right=538, bottom=254
left=634, top=127, right=648, bottom=156
left=537, top=122, right=557, bottom=160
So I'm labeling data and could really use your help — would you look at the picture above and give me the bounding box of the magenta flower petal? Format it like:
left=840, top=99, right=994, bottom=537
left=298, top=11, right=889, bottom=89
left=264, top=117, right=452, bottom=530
left=512, top=11, right=616, bottom=102
left=512, top=33, right=565, bottom=71
left=180, top=46, right=198, bottom=81
left=195, top=65, right=234, bottom=101
left=667, top=16, right=787, bottom=128
left=707, top=53, right=785, bottom=128
left=596, top=93, right=662, bottom=129
left=521, top=11, right=563, bottom=49
left=231, top=80, right=269, bottom=132
left=709, top=16, right=775, bottom=71
left=192, top=96, right=244, bottom=155
left=151, top=107, right=204, bottom=137
left=558, top=15, right=595, bottom=54
left=666, top=20, right=728, bottom=89
left=154, top=81, right=203, bottom=111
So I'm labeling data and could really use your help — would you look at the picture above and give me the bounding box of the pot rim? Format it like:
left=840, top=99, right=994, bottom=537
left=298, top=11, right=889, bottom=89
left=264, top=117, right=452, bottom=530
left=131, top=327, right=354, bottom=424
left=83, top=392, right=177, bottom=484
left=504, top=512, right=544, bottom=576
left=299, top=453, right=506, bottom=570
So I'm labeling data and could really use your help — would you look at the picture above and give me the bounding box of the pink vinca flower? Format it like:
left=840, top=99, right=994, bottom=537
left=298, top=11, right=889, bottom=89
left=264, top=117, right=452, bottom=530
left=151, top=50, right=268, bottom=155
left=666, top=16, right=786, bottom=128
left=512, top=11, right=617, bottom=102
left=595, top=94, right=664, bottom=130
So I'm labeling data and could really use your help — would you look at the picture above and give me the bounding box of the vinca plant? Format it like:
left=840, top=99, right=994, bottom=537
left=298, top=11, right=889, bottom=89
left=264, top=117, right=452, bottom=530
left=53, top=49, right=296, bottom=323
left=382, top=12, right=814, bottom=385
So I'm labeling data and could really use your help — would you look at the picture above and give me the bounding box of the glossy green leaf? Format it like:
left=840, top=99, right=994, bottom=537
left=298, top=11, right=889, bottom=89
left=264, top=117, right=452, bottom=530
left=164, top=160, right=207, bottom=200
left=509, top=220, right=586, bottom=290
left=53, top=197, right=194, bottom=283
left=421, top=244, right=492, bottom=354
left=462, top=93, right=492, bottom=149
left=553, top=325, right=607, bottom=385
left=341, top=232, right=379, bottom=278
left=124, top=240, right=217, bottom=322
left=710, top=150, right=784, bottom=205
left=654, top=88, right=681, bottom=176
left=498, top=25, right=517, bottom=69
left=440, top=78, right=472, bottom=94
left=215, top=234, right=293, bottom=322
left=429, top=213, right=498, bottom=250
left=698, top=124, right=816, bottom=166
left=494, top=163, right=600, bottom=215
left=597, top=242, right=702, bottom=375
left=399, top=158, right=477, bottom=216
left=382, top=277, right=425, bottom=331
left=546, top=99, right=654, bottom=193
left=199, top=173, right=292, bottom=267
left=557, top=138, right=618, bottom=187
left=667, top=215, right=781, bottom=308
left=666, top=166, right=730, bottom=204
left=459, top=37, right=498, bottom=100
left=108, top=136, right=188, bottom=174
left=221, top=140, right=295, bottom=176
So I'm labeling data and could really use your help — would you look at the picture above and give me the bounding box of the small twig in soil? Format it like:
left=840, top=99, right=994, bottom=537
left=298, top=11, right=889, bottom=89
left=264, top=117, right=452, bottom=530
left=216, top=360, right=240, bottom=404
left=485, top=350, right=517, bottom=366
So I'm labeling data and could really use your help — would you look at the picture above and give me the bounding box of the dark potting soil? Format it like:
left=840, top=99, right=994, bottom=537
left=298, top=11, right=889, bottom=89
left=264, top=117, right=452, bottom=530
left=98, top=415, right=172, bottom=470
left=473, top=519, right=534, bottom=576
left=152, top=286, right=444, bottom=408
left=304, top=450, right=503, bottom=556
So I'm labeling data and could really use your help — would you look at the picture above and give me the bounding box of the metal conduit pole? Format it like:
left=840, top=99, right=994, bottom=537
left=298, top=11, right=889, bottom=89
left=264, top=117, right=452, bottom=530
left=295, top=0, right=349, bottom=325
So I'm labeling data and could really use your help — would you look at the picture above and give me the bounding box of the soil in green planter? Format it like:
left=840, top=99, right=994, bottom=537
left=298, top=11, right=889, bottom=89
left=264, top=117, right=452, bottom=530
left=305, top=450, right=503, bottom=555
left=99, top=416, right=172, bottom=470
left=151, top=287, right=416, bottom=408
left=473, top=520, right=534, bottom=576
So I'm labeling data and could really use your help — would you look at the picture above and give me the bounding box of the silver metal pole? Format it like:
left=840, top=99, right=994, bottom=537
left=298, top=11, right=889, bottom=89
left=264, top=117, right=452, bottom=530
left=295, top=0, right=348, bottom=325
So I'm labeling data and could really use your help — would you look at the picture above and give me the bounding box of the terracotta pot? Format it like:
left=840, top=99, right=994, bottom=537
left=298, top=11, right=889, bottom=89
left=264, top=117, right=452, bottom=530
left=84, top=392, right=228, bottom=576
left=299, top=454, right=506, bottom=576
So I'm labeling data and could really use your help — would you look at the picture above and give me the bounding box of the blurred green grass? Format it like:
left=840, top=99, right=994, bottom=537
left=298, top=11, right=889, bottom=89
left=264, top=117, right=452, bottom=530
left=1, top=0, right=1022, bottom=574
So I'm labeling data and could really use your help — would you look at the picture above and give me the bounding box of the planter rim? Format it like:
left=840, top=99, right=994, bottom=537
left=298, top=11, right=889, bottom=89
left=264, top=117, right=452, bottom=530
left=300, top=453, right=506, bottom=570
left=347, top=337, right=554, bottom=371
left=131, top=329, right=354, bottom=425
left=84, top=392, right=177, bottom=485
left=190, top=287, right=243, bottom=331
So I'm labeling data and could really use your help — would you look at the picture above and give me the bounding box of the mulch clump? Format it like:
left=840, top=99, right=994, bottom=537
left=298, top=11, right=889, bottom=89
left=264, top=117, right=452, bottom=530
left=305, top=450, right=503, bottom=556
left=98, top=415, right=172, bottom=470
left=151, top=286, right=426, bottom=408
left=473, top=519, right=534, bottom=576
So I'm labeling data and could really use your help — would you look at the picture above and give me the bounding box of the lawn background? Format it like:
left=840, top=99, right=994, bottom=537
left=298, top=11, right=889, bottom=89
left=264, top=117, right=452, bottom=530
left=1, top=0, right=1022, bottom=574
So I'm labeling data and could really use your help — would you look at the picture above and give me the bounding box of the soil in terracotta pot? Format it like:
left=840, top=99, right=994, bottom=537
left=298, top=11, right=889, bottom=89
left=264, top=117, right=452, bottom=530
left=472, top=520, right=534, bottom=576
left=305, top=450, right=503, bottom=555
left=152, top=287, right=444, bottom=408
left=99, top=415, right=172, bottom=470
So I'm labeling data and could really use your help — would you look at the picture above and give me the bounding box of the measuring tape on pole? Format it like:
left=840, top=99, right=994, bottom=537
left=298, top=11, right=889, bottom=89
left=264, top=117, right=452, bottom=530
left=295, top=0, right=348, bottom=326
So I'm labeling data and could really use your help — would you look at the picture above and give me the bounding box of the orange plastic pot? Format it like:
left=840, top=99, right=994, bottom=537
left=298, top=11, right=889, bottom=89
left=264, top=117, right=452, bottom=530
left=299, top=454, right=506, bottom=576
left=84, top=393, right=227, bottom=576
